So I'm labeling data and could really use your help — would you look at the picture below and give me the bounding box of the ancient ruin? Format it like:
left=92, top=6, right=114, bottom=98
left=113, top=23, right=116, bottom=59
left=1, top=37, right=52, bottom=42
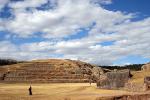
left=125, top=82, right=148, bottom=92
left=124, top=65, right=150, bottom=92
left=123, top=62, right=150, bottom=92
left=1, top=58, right=150, bottom=93
left=97, top=70, right=130, bottom=89
left=0, top=59, right=103, bottom=83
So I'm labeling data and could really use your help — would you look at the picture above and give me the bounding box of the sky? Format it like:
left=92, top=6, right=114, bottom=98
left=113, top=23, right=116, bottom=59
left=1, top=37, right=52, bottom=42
left=0, top=0, right=150, bottom=65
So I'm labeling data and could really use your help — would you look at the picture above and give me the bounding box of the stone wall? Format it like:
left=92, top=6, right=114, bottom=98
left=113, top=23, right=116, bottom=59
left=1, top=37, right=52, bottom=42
left=97, top=70, right=130, bottom=89
left=0, top=73, right=5, bottom=80
left=0, top=59, right=103, bottom=83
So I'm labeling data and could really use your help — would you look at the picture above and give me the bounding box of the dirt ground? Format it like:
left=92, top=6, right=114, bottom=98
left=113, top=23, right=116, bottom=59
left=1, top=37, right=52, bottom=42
left=0, top=83, right=134, bottom=100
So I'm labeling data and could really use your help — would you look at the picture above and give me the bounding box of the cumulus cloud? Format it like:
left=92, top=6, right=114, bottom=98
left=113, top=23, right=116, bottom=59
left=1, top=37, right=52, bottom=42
left=0, top=19, right=5, bottom=30
left=91, top=0, right=112, bottom=5
left=0, top=0, right=10, bottom=10
left=0, top=41, right=18, bottom=52
left=4, top=0, right=130, bottom=38
left=0, top=0, right=150, bottom=65
left=9, top=0, right=48, bottom=9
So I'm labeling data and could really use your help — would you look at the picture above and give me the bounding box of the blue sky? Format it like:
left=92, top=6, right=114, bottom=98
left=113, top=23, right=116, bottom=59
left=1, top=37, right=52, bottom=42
left=0, top=0, right=150, bottom=65
left=104, top=0, right=150, bottom=14
left=103, top=0, right=150, bottom=65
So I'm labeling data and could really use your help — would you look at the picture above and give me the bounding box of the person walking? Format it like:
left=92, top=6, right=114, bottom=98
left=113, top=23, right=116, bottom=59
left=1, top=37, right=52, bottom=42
left=29, top=85, right=32, bottom=95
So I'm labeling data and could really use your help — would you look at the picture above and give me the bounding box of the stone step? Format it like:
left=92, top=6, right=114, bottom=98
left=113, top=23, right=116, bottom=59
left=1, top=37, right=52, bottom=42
left=6, top=71, right=88, bottom=77
left=6, top=73, right=65, bottom=77
left=4, top=78, right=89, bottom=83
left=5, top=75, right=89, bottom=79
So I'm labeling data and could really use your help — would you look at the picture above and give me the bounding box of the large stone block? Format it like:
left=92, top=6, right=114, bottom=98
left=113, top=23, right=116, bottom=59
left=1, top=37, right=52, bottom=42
left=97, top=70, right=130, bottom=89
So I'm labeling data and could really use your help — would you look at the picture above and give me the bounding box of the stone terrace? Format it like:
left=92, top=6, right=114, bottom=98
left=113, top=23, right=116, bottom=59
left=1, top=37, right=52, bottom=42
left=0, top=59, right=103, bottom=83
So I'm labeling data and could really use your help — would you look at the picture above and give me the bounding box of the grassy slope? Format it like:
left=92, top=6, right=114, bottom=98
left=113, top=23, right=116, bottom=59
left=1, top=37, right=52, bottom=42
left=130, top=71, right=150, bottom=84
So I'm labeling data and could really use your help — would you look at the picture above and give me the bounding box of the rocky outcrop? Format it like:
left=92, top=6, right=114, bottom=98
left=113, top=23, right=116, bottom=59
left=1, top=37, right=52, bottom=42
left=124, top=76, right=150, bottom=92
left=144, top=76, right=150, bottom=85
left=141, top=63, right=150, bottom=71
left=97, top=70, right=130, bottom=89
left=0, top=59, right=103, bottom=83
left=125, top=82, right=148, bottom=92
left=91, top=67, right=104, bottom=82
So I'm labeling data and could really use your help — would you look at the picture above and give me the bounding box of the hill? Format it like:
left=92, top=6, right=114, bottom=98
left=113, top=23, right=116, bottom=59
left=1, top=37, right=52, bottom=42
left=0, top=59, right=103, bottom=83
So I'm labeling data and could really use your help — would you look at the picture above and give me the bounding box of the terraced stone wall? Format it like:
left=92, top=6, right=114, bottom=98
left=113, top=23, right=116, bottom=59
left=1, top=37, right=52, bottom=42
left=0, top=73, right=5, bottom=80
left=0, top=60, right=102, bottom=83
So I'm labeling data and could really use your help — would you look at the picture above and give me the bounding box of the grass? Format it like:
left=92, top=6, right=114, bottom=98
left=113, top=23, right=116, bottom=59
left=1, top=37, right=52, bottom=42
left=0, top=83, right=131, bottom=100
left=129, top=71, right=150, bottom=84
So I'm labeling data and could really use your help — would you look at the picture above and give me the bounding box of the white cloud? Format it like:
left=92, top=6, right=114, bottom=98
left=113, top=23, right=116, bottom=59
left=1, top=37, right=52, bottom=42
left=4, top=0, right=131, bottom=38
left=0, top=0, right=150, bottom=65
left=91, top=0, right=112, bottom=5
left=20, top=41, right=56, bottom=52
left=0, top=41, right=18, bottom=52
left=9, top=0, right=48, bottom=9
left=0, top=19, right=5, bottom=30
left=0, top=0, right=10, bottom=10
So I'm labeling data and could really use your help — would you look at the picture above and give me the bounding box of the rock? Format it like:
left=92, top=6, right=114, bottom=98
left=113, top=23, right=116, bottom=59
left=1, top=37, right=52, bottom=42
left=141, top=63, right=150, bottom=71
left=125, top=82, right=147, bottom=92
left=0, top=73, right=5, bottom=80
left=91, top=67, right=104, bottom=82
left=144, top=76, right=150, bottom=85
left=144, top=76, right=150, bottom=91
left=97, top=70, right=130, bottom=89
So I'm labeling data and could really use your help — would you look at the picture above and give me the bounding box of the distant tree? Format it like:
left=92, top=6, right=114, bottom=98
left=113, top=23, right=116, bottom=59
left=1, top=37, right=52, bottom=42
left=0, top=58, right=19, bottom=66
left=100, top=64, right=144, bottom=71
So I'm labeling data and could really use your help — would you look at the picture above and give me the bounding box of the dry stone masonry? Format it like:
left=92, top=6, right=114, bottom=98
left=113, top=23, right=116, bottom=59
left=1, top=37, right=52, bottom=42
left=97, top=70, right=130, bottom=89
left=0, top=59, right=103, bottom=83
